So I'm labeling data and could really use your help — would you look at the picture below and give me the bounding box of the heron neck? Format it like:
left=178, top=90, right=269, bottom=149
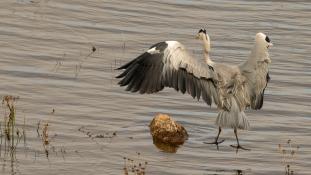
left=242, top=44, right=270, bottom=69
left=202, top=35, right=213, bottom=65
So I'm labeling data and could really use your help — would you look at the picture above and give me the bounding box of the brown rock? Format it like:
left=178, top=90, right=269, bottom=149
left=149, top=113, right=188, bottom=145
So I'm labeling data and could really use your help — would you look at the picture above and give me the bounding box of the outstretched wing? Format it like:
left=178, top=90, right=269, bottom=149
left=240, top=61, right=270, bottom=110
left=116, top=41, right=219, bottom=106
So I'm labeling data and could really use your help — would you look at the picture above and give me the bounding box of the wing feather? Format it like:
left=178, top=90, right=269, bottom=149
left=116, top=41, right=218, bottom=106
left=240, top=62, right=270, bottom=110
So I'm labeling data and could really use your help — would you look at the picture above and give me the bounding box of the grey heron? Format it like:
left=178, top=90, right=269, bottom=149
left=116, top=29, right=272, bottom=150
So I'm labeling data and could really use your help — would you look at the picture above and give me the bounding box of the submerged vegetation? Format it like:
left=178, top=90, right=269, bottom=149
left=0, top=95, right=24, bottom=160
left=0, top=97, right=66, bottom=173
left=0, top=95, right=25, bottom=174
left=78, top=126, right=117, bottom=139
left=123, top=152, right=148, bottom=175
left=278, top=139, right=300, bottom=175
left=39, top=120, right=50, bottom=158
left=75, top=45, right=97, bottom=78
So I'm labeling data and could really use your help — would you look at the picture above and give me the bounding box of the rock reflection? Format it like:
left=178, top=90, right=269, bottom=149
left=152, top=137, right=181, bottom=153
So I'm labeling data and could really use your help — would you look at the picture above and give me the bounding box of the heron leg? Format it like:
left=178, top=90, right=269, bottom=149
left=204, top=127, right=225, bottom=150
left=230, top=128, right=250, bottom=151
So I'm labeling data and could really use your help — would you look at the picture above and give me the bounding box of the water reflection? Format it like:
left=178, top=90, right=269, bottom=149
left=152, top=138, right=181, bottom=153
left=204, top=168, right=246, bottom=175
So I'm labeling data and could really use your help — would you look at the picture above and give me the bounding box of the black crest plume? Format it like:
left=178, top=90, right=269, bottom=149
left=265, top=36, right=271, bottom=43
left=198, top=29, right=206, bottom=34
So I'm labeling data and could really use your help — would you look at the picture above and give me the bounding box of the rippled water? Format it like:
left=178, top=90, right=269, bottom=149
left=0, top=0, right=310, bottom=174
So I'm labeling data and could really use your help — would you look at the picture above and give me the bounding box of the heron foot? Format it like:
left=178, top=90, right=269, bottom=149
left=230, top=144, right=250, bottom=151
left=204, top=139, right=225, bottom=145
left=204, top=139, right=225, bottom=150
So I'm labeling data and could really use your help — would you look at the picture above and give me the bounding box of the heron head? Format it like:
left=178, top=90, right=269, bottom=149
left=255, top=32, right=273, bottom=49
left=196, top=28, right=209, bottom=41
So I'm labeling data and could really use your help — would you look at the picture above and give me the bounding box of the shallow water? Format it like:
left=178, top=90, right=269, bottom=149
left=0, top=0, right=310, bottom=174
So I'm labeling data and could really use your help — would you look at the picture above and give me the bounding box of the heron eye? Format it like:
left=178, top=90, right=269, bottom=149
left=265, top=36, right=270, bottom=43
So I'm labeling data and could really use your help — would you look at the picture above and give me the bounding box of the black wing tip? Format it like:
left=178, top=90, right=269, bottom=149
left=253, top=92, right=265, bottom=110
left=267, top=73, right=271, bottom=82
left=116, top=44, right=165, bottom=93
left=115, top=74, right=123, bottom=78
left=253, top=73, right=270, bottom=109
left=252, top=73, right=270, bottom=110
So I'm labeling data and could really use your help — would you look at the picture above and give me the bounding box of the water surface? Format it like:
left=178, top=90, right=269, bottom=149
left=0, top=0, right=310, bottom=174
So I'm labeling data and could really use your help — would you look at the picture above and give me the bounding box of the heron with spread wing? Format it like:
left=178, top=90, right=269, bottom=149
left=116, top=29, right=272, bottom=150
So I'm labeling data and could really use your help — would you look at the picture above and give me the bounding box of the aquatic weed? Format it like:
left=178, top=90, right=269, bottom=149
left=0, top=95, right=25, bottom=161
left=278, top=139, right=300, bottom=175
left=123, top=152, right=148, bottom=175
